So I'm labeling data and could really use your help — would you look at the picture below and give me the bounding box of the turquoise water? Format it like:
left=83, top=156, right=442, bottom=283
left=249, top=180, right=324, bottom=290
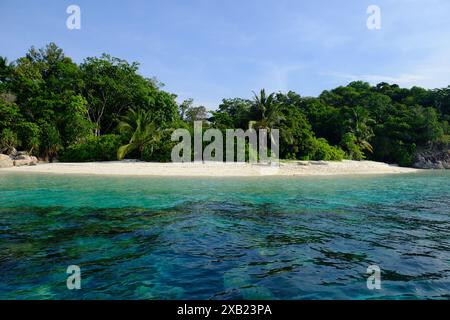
left=0, top=171, right=449, bottom=300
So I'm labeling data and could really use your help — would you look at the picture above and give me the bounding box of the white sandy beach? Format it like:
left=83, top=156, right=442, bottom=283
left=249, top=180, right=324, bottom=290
left=0, top=160, right=420, bottom=177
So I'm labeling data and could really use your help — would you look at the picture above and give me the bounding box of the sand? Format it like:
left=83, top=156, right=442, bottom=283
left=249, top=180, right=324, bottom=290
left=0, top=160, right=421, bottom=177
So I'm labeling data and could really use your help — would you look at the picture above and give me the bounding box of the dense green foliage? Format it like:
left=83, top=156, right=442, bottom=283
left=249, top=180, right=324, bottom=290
left=59, top=135, right=121, bottom=162
left=1, top=44, right=449, bottom=166
left=59, top=134, right=121, bottom=162
left=117, top=108, right=162, bottom=160
left=0, top=44, right=180, bottom=162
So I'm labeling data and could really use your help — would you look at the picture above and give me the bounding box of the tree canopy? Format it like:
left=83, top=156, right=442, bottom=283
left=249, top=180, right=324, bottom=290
left=1, top=44, right=448, bottom=166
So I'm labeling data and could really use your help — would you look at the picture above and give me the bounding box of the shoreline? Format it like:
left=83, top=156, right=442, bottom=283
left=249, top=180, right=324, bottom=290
left=0, top=160, right=421, bottom=177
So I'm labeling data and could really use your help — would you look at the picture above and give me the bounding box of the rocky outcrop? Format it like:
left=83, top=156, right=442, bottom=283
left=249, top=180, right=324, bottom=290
left=4, top=147, right=17, bottom=156
left=0, top=152, right=38, bottom=168
left=13, top=151, right=38, bottom=166
left=413, top=149, right=450, bottom=169
left=0, top=154, right=14, bottom=168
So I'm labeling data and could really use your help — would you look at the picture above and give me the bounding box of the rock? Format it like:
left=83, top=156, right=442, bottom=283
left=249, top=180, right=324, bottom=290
left=413, top=148, right=450, bottom=169
left=6, top=147, right=17, bottom=156
left=0, top=154, right=14, bottom=168
left=13, top=159, right=29, bottom=167
left=13, top=156, right=38, bottom=166
left=14, top=151, right=30, bottom=160
left=0, top=151, right=38, bottom=168
left=30, top=156, right=38, bottom=165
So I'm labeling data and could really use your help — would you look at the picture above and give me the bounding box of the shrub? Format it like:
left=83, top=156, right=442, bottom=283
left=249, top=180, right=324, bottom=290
left=141, top=130, right=176, bottom=162
left=436, top=134, right=450, bottom=148
left=392, top=142, right=416, bottom=167
left=307, top=137, right=345, bottom=161
left=17, top=122, right=41, bottom=154
left=0, top=128, right=19, bottom=152
left=39, top=122, right=62, bottom=161
left=59, top=134, right=121, bottom=162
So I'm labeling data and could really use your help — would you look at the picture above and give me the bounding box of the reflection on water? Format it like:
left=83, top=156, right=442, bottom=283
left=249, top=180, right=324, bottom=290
left=0, top=172, right=449, bottom=299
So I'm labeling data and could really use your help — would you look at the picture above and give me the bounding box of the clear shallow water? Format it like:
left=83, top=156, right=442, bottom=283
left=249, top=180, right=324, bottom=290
left=0, top=171, right=449, bottom=300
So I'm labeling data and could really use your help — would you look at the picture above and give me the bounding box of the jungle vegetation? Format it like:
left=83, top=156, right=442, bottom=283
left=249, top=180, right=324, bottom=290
left=1, top=44, right=449, bottom=166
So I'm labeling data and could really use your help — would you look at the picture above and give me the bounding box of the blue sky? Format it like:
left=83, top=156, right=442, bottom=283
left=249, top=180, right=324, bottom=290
left=1, top=0, right=450, bottom=108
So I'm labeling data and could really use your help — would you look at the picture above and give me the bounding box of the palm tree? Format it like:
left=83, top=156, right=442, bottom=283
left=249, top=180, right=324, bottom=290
left=117, top=108, right=161, bottom=160
left=251, top=89, right=284, bottom=130
left=251, top=89, right=284, bottom=161
left=343, top=106, right=375, bottom=154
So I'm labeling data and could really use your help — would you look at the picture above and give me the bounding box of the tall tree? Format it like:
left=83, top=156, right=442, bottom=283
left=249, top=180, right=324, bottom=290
left=185, top=105, right=209, bottom=122
left=80, top=55, right=144, bottom=136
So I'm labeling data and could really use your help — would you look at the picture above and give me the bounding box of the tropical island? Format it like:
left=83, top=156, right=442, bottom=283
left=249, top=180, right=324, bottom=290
left=2, top=1, right=450, bottom=302
left=1, top=43, right=450, bottom=175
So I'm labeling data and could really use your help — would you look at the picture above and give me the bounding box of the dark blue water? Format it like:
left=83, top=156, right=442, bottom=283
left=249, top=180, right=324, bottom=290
left=0, top=171, right=449, bottom=299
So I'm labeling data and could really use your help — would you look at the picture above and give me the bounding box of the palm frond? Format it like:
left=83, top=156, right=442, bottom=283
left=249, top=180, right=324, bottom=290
left=117, top=143, right=138, bottom=160
left=116, top=107, right=161, bottom=160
